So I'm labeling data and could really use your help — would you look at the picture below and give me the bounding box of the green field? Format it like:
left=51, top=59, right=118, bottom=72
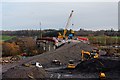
left=0, top=35, right=16, bottom=41
left=86, top=36, right=120, bottom=38
left=86, top=36, right=120, bottom=45
left=111, top=36, right=120, bottom=39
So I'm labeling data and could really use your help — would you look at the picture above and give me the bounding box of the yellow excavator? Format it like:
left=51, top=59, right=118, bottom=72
left=81, top=49, right=106, bottom=79
left=81, top=49, right=99, bottom=61
left=58, top=10, right=74, bottom=39
left=67, top=49, right=105, bottom=78
left=67, top=49, right=99, bottom=69
left=81, top=50, right=91, bottom=61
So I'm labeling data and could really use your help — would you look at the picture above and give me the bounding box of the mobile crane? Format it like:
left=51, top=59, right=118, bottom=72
left=58, top=10, right=74, bottom=39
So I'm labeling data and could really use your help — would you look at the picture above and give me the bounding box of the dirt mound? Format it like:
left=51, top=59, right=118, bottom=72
left=2, top=66, right=46, bottom=79
left=76, top=58, right=120, bottom=73
left=27, top=42, right=96, bottom=67
left=2, top=42, right=99, bottom=78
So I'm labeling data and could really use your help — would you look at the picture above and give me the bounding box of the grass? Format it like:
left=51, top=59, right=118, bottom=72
left=85, top=36, right=120, bottom=45
left=84, top=36, right=120, bottom=40
left=111, top=36, right=120, bottom=39
left=1, top=35, right=16, bottom=41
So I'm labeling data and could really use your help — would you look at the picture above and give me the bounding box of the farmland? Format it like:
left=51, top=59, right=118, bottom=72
left=1, top=35, right=16, bottom=41
left=86, top=36, right=120, bottom=45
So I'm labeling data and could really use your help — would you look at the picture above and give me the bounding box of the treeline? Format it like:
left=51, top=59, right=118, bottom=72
left=75, top=29, right=119, bottom=36
left=2, top=37, right=39, bottom=57
left=1, top=29, right=120, bottom=37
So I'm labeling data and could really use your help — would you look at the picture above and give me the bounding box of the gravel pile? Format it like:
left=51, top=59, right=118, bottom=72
left=2, top=42, right=104, bottom=78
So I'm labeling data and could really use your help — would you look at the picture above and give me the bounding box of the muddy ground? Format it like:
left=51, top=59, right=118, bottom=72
left=2, top=42, right=120, bottom=79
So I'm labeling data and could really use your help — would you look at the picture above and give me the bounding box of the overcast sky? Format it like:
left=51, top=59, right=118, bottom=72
left=1, top=2, right=118, bottom=31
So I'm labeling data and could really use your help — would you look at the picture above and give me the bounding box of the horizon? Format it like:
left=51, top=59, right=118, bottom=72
left=1, top=27, right=119, bottom=31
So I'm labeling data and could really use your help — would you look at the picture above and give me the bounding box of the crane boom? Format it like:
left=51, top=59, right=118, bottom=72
left=65, top=10, right=74, bottom=29
left=63, top=10, right=74, bottom=38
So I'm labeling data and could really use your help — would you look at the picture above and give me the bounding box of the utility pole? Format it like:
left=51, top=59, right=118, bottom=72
left=40, top=22, right=42, bottom=38
left=104, top=32, right=106, bottom=46
left=115, top=31, right=118, bottom=46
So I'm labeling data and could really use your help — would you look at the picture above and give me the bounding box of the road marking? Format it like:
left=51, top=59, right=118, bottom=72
left=50, top=74, right=53, bottom=78
left=57, top=73, right=61, bottom=79
left=45, top=66, right=67, bottom=71
left=64, top=74, right=73, bottom=77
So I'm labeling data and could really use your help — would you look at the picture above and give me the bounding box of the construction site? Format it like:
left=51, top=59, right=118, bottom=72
left=1, top=9, right=120, bottom=80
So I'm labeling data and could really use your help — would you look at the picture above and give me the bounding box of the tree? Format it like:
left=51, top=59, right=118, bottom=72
left=15, top=37, right=36, bottom=54
left=2, top=42, right=20, bottom=56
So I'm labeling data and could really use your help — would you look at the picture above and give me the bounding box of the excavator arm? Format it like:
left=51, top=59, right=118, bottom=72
left=81, top=50, right=91, bottom=61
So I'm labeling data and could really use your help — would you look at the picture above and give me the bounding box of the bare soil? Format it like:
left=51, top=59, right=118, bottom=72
left=2, top=42, right=120, bottom=79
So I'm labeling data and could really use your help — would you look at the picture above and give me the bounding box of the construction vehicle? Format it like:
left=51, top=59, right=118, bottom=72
left=91, top=48, right=99, bottom=59
left=67, top=60, right=76, bottom=69
left=58, top=32, right=63, bottom=39
left=52, top=60, right=62, bottom=65
left=68, top=24, right=75, bottom=39
left=77, top=36, right=89, bottom=44
left=99, top=72, right=106, bottom=79
left=58, top=10, right=74, bottom=39
left=70, top=28, right=75, bottom=35
left=81, top=49, right=99, bottom=61
left=81, top=50, right=91, bottom=61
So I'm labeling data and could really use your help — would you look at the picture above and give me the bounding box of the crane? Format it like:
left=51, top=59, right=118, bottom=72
left=58, top=10, right=74, bottom=39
